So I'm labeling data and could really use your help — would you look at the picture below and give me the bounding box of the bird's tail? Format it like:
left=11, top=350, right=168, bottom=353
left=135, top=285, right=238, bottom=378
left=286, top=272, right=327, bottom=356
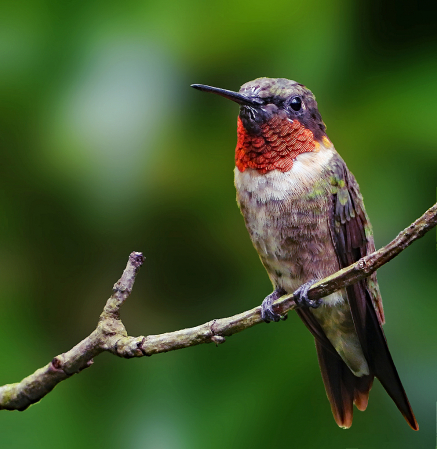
left=315, top=339, right=373, bottom=429
left=298, top=305, right=418, bottom=430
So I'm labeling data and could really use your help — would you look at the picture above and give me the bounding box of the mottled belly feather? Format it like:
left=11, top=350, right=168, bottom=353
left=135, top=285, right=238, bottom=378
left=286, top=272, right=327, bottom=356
left=234, top=148, right=369, bottom=376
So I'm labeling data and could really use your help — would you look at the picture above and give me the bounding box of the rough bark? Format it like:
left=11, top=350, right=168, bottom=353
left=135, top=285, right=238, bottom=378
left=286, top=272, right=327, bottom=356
left=1, top=202, right=436, bottom=411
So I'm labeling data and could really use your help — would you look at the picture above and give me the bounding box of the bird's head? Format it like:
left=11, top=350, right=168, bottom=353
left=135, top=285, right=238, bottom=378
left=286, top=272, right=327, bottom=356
left=192, top=78, right=330, bottom=174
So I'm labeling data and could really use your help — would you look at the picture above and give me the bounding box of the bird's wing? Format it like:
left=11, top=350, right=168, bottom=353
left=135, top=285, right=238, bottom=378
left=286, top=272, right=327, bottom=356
left=327, top=153, right=384, bottom=326
left=323, top=152, right=417, bottom=430
left=297, top=151, right=417, bottom=429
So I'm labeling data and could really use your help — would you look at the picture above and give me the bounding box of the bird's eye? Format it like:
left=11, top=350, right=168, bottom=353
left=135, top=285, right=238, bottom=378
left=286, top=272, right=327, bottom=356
left=289, top=97, right=302, bottom=111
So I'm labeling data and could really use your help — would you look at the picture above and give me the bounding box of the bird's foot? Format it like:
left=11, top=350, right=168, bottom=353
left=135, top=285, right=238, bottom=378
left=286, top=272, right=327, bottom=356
left=293, top=280, right=322, bottom=309
left=261, top=288, right=288, bottom=323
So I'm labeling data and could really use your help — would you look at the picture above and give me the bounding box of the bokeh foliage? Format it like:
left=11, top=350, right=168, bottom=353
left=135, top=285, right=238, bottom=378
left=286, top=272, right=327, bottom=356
left=0, top=0, right=436, bottom=448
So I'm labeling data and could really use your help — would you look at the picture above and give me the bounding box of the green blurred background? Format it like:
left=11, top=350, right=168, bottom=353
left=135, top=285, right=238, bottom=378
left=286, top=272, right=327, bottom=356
left=1, top=0, right=436, bottom=447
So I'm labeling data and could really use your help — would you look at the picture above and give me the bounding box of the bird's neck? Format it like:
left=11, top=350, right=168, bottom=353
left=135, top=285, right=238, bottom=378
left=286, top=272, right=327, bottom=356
left=235, top=116, right=323, bottom=174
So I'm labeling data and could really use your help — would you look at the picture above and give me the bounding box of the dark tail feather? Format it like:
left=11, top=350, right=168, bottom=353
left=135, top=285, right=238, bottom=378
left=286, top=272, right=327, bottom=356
left=315, top=340, right=373, bottom=428
left=297, top=301, right=418, bottom=430
left=362, top=299, right=419, bottom=430
left=353, top=374, right=374, bottom=411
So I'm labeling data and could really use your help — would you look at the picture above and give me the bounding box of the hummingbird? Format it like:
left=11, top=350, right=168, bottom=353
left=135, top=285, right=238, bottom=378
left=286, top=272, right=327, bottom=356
left=191, top=78, right=418, bottom=430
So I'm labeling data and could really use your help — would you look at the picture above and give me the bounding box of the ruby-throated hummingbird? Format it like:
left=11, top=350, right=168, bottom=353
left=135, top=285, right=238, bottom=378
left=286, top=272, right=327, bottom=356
left=191, top=78, right=418, bottom=430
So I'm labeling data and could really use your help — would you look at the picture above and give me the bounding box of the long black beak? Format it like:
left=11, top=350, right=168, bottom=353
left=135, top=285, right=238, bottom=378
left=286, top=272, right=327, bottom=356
left=191, top=84, right=262, bottom=106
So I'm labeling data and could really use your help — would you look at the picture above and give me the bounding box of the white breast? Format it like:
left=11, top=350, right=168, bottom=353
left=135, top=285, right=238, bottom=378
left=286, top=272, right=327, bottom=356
left=234, top=146, right=335, bottom=202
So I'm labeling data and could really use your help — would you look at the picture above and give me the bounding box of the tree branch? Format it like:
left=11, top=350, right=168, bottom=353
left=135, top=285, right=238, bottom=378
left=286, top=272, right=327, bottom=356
left=1, top=202, right=436, bottom=411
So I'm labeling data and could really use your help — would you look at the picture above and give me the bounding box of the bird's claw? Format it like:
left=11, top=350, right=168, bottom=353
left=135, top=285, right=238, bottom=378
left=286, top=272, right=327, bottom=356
left=293, top=280, right=322, bottom=309
left=261, top=288, right=287, bottom=323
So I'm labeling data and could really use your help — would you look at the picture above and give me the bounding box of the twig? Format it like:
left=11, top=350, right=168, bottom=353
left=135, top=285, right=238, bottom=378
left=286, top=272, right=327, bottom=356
left=1, top=202, right=436, bottom=411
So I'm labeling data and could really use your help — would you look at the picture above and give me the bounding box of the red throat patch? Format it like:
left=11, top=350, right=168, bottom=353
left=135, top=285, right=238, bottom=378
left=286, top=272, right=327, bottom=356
left=235, top=116, right=317, bottom=174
